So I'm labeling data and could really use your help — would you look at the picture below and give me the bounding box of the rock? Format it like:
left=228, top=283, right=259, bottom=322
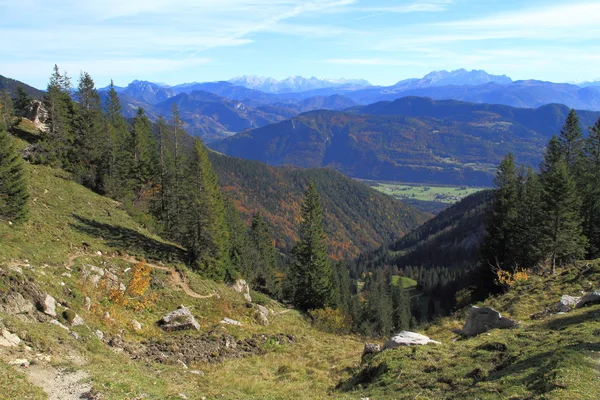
left=220, top=318, right=242, bottom=327
left=555, top=295, right=581, bottom=312
left=37, top=294, right=57, bottom=317
left=255, top=305, right=269, bottom=326
left=158, top=306, right=201, bottom=332
left=70, top=331, right=80, bottom=340
left=94, top=330, right=104, bottom=341
left=49, top=319, right=69, bottom=331
left=361, top=343, right=381, bottom=362
left=0, top=329, right=21, bottom=347
left=231, top=279, right=252, bottom=302
left=189, top=370, right=204, bottom=375
left=576, top=291, right=600, bottom=309
left=82, top=264, right=105, bottom=286
left=84, top=297, right=92, bottom=311
left=178, top=394, right=188, bottom=400
left=177, top=360, right=189, bottom=369
left=461, top=306, right=518, bottom=337
left=25, top=100, right=48, bottom=131
left=382, top=331, right=440, bottom=350
left=0, top=292, right=34, bottom=315
left=8, top=358, right=30, bottom=367
left=131, top=320, right=143, bottom=331
left=8, top=265, right=23, bottom=274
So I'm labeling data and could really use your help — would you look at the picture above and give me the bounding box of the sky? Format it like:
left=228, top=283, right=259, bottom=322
left=2, top=0, right=600, bottom=89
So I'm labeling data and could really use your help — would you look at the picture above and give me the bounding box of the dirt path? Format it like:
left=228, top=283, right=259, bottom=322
left=26, top=364, right=92, bottom=400
left=66, top=252, right=217, bottom=300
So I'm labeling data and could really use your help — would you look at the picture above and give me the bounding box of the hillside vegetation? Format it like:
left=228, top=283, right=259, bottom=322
left=213, top=100, right=600, bottom=185
left=209, top=151, right=427, bottom=259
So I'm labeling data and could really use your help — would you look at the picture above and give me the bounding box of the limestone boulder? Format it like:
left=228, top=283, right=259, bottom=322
left=0, top=329, right=21, bottom=347
left=37, top=294, right=57, bottom=317
left=231, top=279, right=252, bottom=302
left=361, top=343, right=381, bottom=362
left=158, top=306, right=201, bottom=332
left=576, top=291, right=600, bottom=309
left=382, top=331, right=440, bottom=350
left=461, top=306, right=518, bottom=337
left=555, top=295, right=581, bottom=312
left=255, top=305, right=269, bottom=326
left=0, top=292, right=34, bottom=315
left=220, top=318, right=242, bottom=327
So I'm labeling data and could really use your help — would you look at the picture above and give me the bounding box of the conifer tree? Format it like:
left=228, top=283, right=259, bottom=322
left=582, top=118, right=600, bottom=257
left=170, top=103, right=185, bottom=239
left=514, top=168, right=544, bottom=268
left=559, top=109, right=584, bottom=172
left=249, top=212, right=277, bottom=294
left=289, top=181, right=333, bottom=310
left=155, top=116, right=175, bottom=234
left=0, top=128, right=28, bottom=221
left=540, top=136, right=586, bottom=273
left=480, top=153, right=519, bottom=273
left=391, top=280, right=411, bottom=331
left=0, top=90, right=13, bottom=130
left=181, top=140, right=229, bottom=281
left=13, top=86, right=32, bottom=120
left=223, top=198, right=253, bottom=282
left=131, top=107, right=158, bottom=200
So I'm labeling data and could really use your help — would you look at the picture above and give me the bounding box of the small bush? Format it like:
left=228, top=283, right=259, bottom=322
left=310, top=307, right=352, bottom=334
left=63, top=309, right=76, bottom=324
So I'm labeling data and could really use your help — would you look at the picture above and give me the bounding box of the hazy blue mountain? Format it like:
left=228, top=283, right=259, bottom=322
left=0, top=74, right=45, bottom=98
left=394, top=69, right=512, bottom=89
left=212, top=97, right=600, bottom=186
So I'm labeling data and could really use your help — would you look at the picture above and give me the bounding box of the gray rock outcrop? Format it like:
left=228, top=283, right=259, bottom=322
left=461, top=306, right=518, bottom=336
left=220, top=318, right=242, bottom=327
left=555, top=295, right=581, bottom=312
left=255, top=305, right=269, bottom=326
left=231, top=279, right=252, bottom=302
left=361, top=343, right=381, bottom=362
left=0, top=292, right=34, bottom=315
left=576, top=290, right=600, bottom=309
left=37, top=294, right=57, bottom=317
left=382, top=331, right=440, bottom=350
left=0, top=329, right=21, bottom=347
left=158, top=306, right=201, bottom=331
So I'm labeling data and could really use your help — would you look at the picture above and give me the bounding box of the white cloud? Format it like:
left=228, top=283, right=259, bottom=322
left=325, top=58, right=420, bottom=66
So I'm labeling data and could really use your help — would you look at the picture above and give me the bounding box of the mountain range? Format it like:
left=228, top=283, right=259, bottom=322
left=228, top=75, right=372, bottom=93
left=212, top=97, right=600, bottom=186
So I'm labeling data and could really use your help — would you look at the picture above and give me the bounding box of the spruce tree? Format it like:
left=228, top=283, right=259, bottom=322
left=391, top=279, right=411, bottom=331
left=540, top=136, right=586, bottom=273
left=480, top=154, right=519, bottom=277
left=131, top=107, right=158, bottom=200
left=582, top=118, right=600, bottom=257
left=514, top=168, right=544, bottom=268
left=559, top=109, right=584, bottom=172
left=289, top=181, right=333, bottom=310
left=224, top=198, right=253, bottom=282
left=0, top=129, right=28, bottom=221
left=249, top=212, right=277, bottom=294
left=13, top=86, right=32, bottom=120
left=181, top=140, right=229, bottom=281
left=0, top=90, right=13, bottom=130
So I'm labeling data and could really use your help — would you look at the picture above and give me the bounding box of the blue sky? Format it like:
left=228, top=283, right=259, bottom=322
left=2, top=0, right=600, bottom=89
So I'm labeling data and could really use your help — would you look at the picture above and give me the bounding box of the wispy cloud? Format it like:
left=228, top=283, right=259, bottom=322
left=325, top=58, right=421, bottom=66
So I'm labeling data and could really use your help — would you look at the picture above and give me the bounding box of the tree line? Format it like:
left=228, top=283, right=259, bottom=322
left=479, top=109, right=600, bottom=294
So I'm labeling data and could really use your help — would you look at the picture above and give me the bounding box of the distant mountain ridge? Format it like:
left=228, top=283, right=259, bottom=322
left=394, top=69, right=513, bottom=88
left=228, top=75, right=372, bottom=93
left=212, top=97, right=600, bottom=186
left=0, top=74, right=45, bottom=98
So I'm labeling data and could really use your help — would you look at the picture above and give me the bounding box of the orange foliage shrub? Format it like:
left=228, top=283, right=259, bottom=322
left=108, top=261, right=157, bottom=311
left=310, top=307, right=352, bottom=334
left=495, top=267, right=529, bottom=288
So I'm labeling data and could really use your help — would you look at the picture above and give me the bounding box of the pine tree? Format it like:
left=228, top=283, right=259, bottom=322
left=391, top=279, right=411, bottom=331
left=224, top=198, right=253, bottom=282
left=170, top=103, right=186, bottom=240
left=289, top=181, right=333, bottom=310
left=514, top=168, right=544, bottom=268
left=180, top=140, right=229, bottom=281
left=104, top=82, right=133, bottom=198
left=540, top=136, right=586, bottom=273
left=13, top=86, right=32, bottom=120
left=582, top=118, right=600, bottom=257
left=559, top=109, right=584, bottom=172
left=249, top=212, right=277, bottom=294
left=131, top=107, right=158, bottom=200
left=480, top=153, right=520, bottom=286
left=0, top=128, right=28, bottom=221
left=154, top=116, right=175, bottom=235
left=0, top=90, right=13, bottom=130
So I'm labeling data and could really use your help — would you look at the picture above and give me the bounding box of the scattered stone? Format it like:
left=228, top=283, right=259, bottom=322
left=131, top=320, right=143, bottom=331
left=94, top=330, right=104, bottom=341
left=555, top=295, right=581, bottom=312
left=96, top=251, right=103, bottom=256
left=361, top=343, right=381, bottom=362
left=178, top=394, right=189, bottom=399
left=0, top=292, right=34, bottom=315
left=461, top=307, right=518, bottom=337
left=82, top=264, right=105, bottom=286
left=189, top=370, right=204, bottom=375
left=177, top=360, right=189, bottom=369
left=382, top=331, right=441, bottom=350
left=37, top=294, right=57, bottom=317
left=63, top=310, right=85, bottom=327
left=35, top=353, right=52, bottom=363
left=220, top=318, right=242, bottom=327
left=9, top=265, right=23, bottom=274
left=8, top=358, right=30, bottom=367
left=231, top=279, right=252, bottom=302
left=104, top=311, right=111, bottom=320
left=49, top=319, right=69, bottom=331
left=576, top=290, right=600, bottom=309
left=157, top=306, right=201, bottom=332
left=84, top=297, right=91, bottom=311
left=70, top=331, right=80, bottom=340
left=0, top=329, right=21, bottom=347
left=255, top=305, right=269, bottom=326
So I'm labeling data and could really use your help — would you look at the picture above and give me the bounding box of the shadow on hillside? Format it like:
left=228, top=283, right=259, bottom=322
left=486, top=341, right=600, bottom=395
left=543, top=308, right=600, bottom=331
left=10, top=125, right=40, bottom=144
left=70, top=214, right=186, bottom=263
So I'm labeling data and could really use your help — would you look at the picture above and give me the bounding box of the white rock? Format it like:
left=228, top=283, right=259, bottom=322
left=177, top=360, right=189, bottom=370
left=555, top=295, right=581, bottom=312
left=255, top=305, right=269, bottom=326
left=461, top=306, right=518, bottom=337
left=576, top=290, right=600, bottom=309
left=382, top=331, right=440, bottom=350
left=220, top=318, right=242, bottom=326
left=8, top=359, right=29, bottom=367
left=49, top=319, right=69, bottom=331
left=84, top=297, right=92, bottom=311
left=0, top=329, right=21, bottom=347
left=189, top=370, right=204, bottom=375
left=71, top=314, right=85, bottom=327
left=94, top=330, right=104, bottom=341
left=70, top=331, right=80, bottom=340
left=131, top=320, right=142, bottom=331
left=158, top=306, right=201, bottom=331
left=231, top=279, right=252, bottom=302
left=39, top=294, right=57, bottom=317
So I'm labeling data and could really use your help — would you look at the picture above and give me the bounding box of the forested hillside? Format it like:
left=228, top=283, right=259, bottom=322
left=209, top=152, right=427, bottom=259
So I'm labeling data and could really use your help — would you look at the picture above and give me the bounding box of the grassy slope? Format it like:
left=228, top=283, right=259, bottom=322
left=0, top=130, right=363, bottom=399
left=343, top=261, right=600, bottom=399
